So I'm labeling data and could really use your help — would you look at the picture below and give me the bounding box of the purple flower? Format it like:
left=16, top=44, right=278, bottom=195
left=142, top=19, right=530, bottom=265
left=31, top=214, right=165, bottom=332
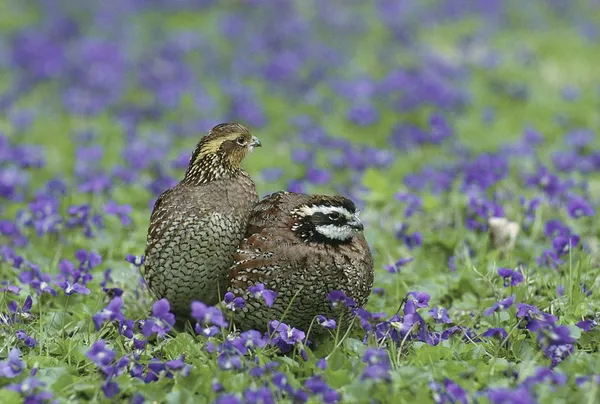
left=6, top=295, right=33, bottom=324
left=0, top=347, right=24, bottom=378
left=567, top=196, right=596, bottom=219
left=56, top=280, right=90, bottom=296
left=305, top=167, right=331, bottom=185
left=481, top=327, right=508, bottom=341
left=197, top=325, right=221, bottom=338
left=520, top=196, right=542, bottom=228
left=516, top=303, right=557, bottom=331
left=544, top=344, right=574, bottom=368
left=292, top=149, right=314, bottom=164
left=223, top=292, right=246, bottom=311
left=213, top=342, right=244, bottom=371
left=118, top=319, right=135, bottom=339
left=525, top=166, right=568, bottom=199
left=261, top=167, right=284, bottom=181
left=462, top=153, right=509, bottom=191
left=539, top=325, right=576, bottom=346
left=303, top=376, right=340, bottom=403
left=269, top=320, right=306, bottom=353
left=429, top=307, right=452, bottom=324
left=66, top=204, right=104, bottom=238
left=552, top=234, right=580, bottom=257
left=1, top=246, right=24, bottom=269
left=316, top=315, right=337, bottom=329
left=166, top=355, right=191, bottom=376
left=244, top=387, right=274, bottom=404
left=286, top=179, right=307, bottom=193
left=0, top=283, right=21, bottom=295
left=327, top=290, right=356, bottom=308
left=6, top=376, right=54, bottom=403
left=248, top=283, right=278, bottom=307
left=212, top=380, right=224, bottom=393
left=232, top=330, right=268, bottom=354
left=576, top=320, right=597, bottom=332
left=447, top=256, right=457, bottom=271
left=100, top=380, right=119, bottom=398
left=75, top=249, right=102, bottom=271
left=521, top=367, right=567, bottom=390
left=497, top=267, right=524, bottom=287
left=534, top=325, right=577, bottom=367
left=142, top=299, right=176, bottom=338
left=347, top=102, right=379, bottom=126
left=580, top=283, right=593, bottom=297
left=31, top=278, right=58, bottom=297
left=395, top=224, right=423, bottom=249
left=133, top=338, right=147, bottom=350
left=191, top=301, right=228, bottom=329
left=104, top=200, right=133, bottom=226
left=377, top=309, right=429, bottom=345
left=488, top=387, right=536, bottom=404
left=407, top=291, right=430, bottom=309
left=361, top=348, right=390, bottom=381
left=87, top=340, right=116, bottom=372
left=430, top=379, right=468, bottom=404
left=395, top=193, right=423, bottom=218
left=384, top=257, right=414, bottom=274
left=15, top=330, right=37, bottom=348
left=270, top=320, right=305, bottom=344
left=575, top=375, right=600, bottom=386
left=125, top=254, right=145, bottom=267
left=565, top=128, right=593, bottom=149
left=92, top=297, right=126, bottom=330
left=216, top=394, right=242, bottom=404
left=544, top=219, right=571, bottom=239
left=465, top=194, right=504, bottom=231
left=537, top=249, right=563, bottom=269
left=19, top=265, right=57, bottom=297
left=99, top=269, right=123, bottom=297
left=484, top=295, right=515, bottom=316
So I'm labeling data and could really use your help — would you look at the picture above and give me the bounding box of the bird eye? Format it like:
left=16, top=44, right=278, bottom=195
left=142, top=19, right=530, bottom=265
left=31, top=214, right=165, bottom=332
left=328, top=212, right=342, bottom=220
left=236, top=136, right=246, bottom=145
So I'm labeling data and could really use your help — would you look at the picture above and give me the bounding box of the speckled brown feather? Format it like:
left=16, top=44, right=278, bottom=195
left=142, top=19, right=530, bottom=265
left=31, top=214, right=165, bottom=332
left=228, top=191, right=374, bottom=336
left=143, top=123, right=259, bottom=320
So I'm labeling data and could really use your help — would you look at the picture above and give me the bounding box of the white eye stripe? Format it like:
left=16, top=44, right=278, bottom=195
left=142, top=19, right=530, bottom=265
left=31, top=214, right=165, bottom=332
left=293, top=205, right=353, bottom=219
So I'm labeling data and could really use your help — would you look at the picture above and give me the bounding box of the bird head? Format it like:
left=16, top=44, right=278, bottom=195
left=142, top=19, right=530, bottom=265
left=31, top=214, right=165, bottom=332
left=290, top=195, right=364, bottom=244
left=184, top=123, right=261, bottom=184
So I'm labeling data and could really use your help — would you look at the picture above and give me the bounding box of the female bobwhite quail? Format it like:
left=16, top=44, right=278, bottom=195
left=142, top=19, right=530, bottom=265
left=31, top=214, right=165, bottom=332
left=143, top=123, right=261, bottom=321
left=227, top=191, right=374, bottom=336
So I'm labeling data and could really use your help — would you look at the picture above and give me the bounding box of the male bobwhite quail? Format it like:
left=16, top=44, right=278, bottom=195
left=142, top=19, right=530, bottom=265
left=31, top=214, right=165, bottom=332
left=228, top=191, right=374, bottom=336
left=143, top=123, right=261, bottom=321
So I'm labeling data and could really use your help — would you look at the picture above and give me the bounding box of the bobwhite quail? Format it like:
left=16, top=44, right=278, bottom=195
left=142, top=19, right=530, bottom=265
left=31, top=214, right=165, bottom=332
left=143, top=123, right=261, bottom=320
left=228, top=191, right=374, bottom=336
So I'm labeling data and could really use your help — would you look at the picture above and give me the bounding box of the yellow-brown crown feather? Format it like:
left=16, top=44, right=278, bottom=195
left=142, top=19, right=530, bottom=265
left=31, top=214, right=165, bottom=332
left=182, top=123, right=261, bottom=185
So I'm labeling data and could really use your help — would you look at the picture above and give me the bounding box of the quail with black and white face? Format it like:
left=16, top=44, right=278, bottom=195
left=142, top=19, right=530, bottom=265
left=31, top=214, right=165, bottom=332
left=228, top=191, right=374, bottom=337
left=143, top=123, right=261, bottom=321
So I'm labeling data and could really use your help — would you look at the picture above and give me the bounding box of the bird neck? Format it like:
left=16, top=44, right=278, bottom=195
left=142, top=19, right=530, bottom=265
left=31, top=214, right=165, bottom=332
left=182, top=153, right=240, bottom=186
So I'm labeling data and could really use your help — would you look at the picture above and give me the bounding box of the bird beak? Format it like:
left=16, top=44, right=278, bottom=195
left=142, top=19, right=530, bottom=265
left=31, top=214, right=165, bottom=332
left=349, top=215, right=364, bottom=231
left=250, top=136, right=262, bottom=149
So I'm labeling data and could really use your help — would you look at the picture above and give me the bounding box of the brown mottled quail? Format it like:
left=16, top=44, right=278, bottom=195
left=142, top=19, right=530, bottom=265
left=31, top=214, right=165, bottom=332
left=227, top=191, right=374, bottom=336
left=143, top=123, right=261, bottom=321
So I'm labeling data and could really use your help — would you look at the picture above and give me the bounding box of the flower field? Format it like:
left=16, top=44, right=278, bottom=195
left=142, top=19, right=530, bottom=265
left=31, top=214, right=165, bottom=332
left=1, top=1, right=599, bottom=403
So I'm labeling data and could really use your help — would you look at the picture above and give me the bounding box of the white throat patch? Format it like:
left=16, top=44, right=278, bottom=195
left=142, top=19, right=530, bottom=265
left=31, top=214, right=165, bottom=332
left=314, top=224, right=356, bottom=241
